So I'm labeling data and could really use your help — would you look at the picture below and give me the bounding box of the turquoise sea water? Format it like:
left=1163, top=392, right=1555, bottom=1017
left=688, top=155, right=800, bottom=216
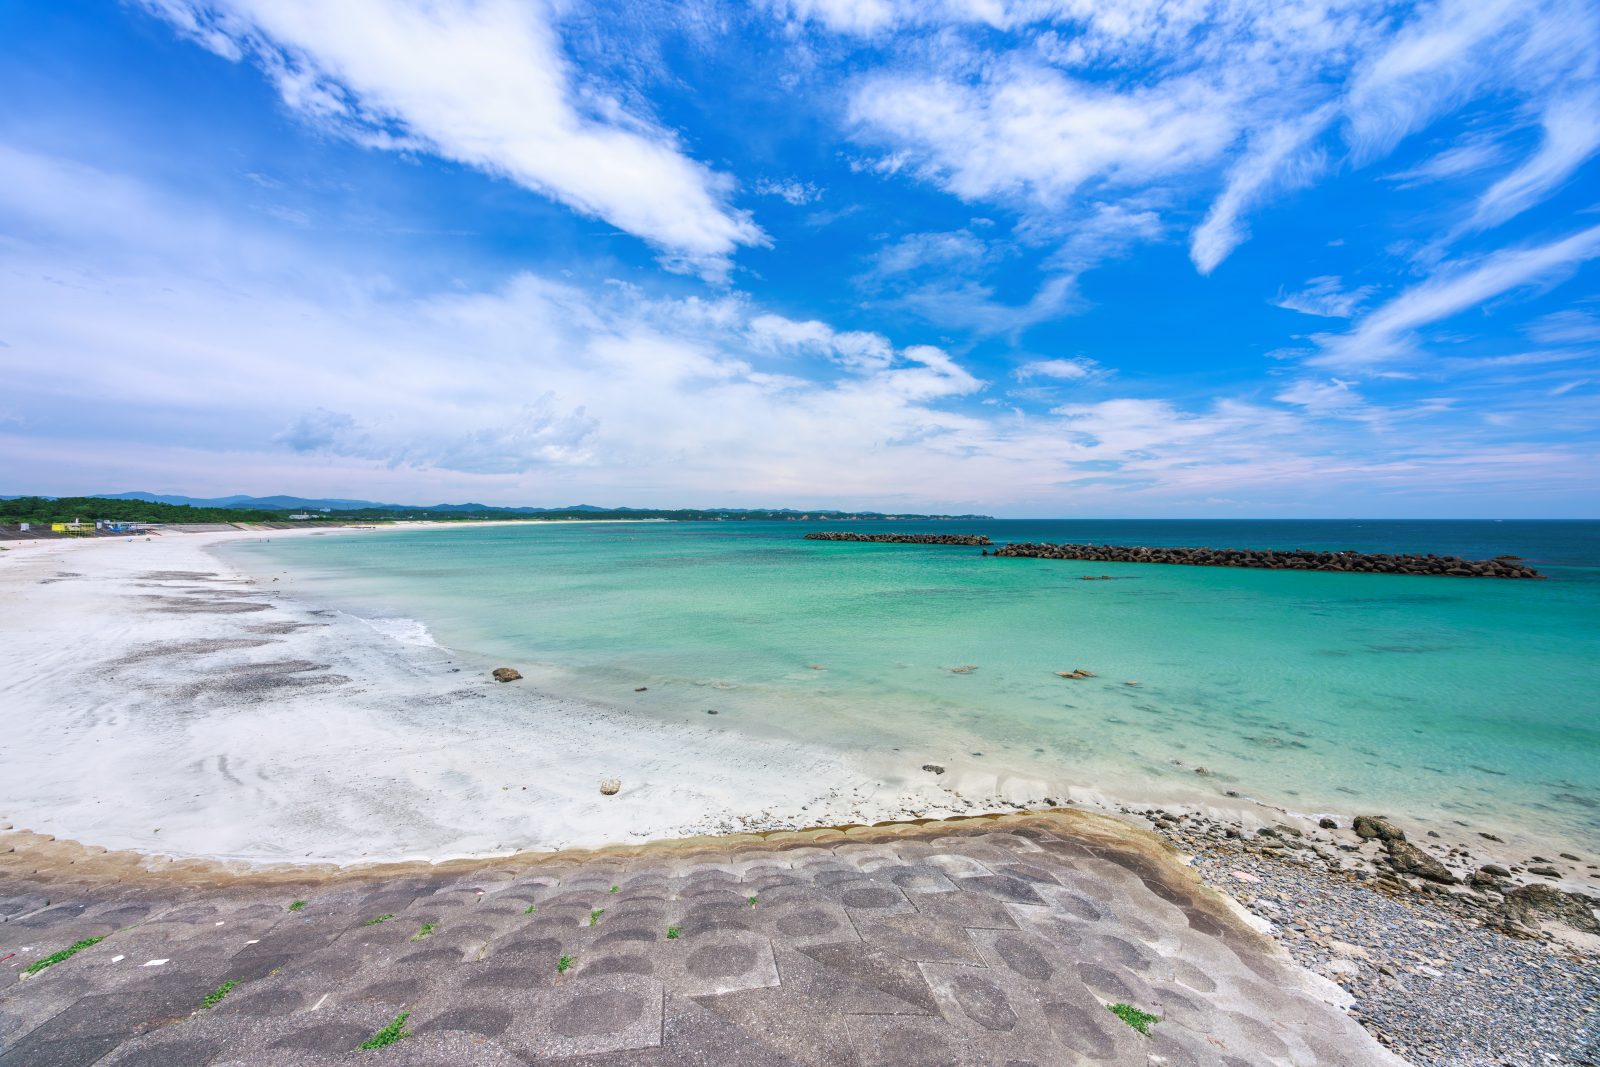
left=227, top=520, right=1600, bottom=850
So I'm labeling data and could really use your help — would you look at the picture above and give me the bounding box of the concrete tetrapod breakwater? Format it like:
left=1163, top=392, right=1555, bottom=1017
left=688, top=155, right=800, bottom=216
left=804, top=531, right=993, bottom=546
left=991, top=542, right=1544, bottom=578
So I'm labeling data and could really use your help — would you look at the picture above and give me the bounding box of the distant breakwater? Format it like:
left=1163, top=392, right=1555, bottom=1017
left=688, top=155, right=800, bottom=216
left=991, top=542, right=1543, bottom=578
left=803, top=531, right=993, bottom=546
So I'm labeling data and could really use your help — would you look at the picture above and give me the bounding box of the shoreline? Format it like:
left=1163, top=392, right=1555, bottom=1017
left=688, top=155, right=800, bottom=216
left=1, top=524, right=1595, bottom=879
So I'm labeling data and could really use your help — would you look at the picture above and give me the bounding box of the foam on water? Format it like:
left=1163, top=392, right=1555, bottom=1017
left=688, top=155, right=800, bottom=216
left=360, top=615, right=440, bottom=647
left=226, top=519, right=1600, bottom=851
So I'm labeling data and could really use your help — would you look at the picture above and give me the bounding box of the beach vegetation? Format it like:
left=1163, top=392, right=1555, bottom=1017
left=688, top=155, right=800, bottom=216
left=524, top=904, right=537, bottom=914
left=557, top=954, right=575, bottom=973
left=412, top=923, right=436, bottom=941
left=747, top=896, right=758, bottom=907
left=666, top=926, right=681, bottom=939
left=365, top=914, right=394, bottom=926
left=0, top=495, right=983, bottom=527
left=589, top=909, right=604, bottom=926
left=1107, top=1003, right=1159, bottom=1035
left=288, top=900, right=306, bottom=912
left=610, top=884, right=619, bottom=893
left=202, top=979, right=238, bottom=1008
left=23, top=936, right=104, bottom=977
left=359, top=1011, right=412, bottom=1049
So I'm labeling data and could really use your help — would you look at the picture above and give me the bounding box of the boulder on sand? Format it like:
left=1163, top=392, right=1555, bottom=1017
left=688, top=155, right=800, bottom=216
left=1353, top=815, right=1405, bottom=842
left=1386, top=840, right=1457, bottom=884
left=492, top=667, right=523, bottom=683
left=1470, top=867, right=1507, bottom=888
left=1502, top=883, right=1600, bottom=935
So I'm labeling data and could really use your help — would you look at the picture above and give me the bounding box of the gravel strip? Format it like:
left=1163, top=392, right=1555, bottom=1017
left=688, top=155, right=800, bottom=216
left=1140, top=811, right=1600, bottom=1067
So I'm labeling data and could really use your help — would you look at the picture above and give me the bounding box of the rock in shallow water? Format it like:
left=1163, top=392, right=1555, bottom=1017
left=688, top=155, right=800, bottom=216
left=492, top=667, right=522, bottom=682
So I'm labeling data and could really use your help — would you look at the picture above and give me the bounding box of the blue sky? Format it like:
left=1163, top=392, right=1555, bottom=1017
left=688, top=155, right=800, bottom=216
left=1, top=0, right=1597, bottom=516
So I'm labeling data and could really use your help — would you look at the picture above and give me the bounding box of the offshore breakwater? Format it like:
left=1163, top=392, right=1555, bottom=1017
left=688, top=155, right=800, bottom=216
left=803, top=531, right=992, bottom=545
left=992, top=542, right=1544, bottom=578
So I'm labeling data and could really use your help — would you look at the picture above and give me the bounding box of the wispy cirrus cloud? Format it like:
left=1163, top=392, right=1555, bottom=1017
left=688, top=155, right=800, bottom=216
left=1311, top=224, right=1600, bottom=368
left=1526, top=309, right=1600, bottom=345
left=1276, top=276, right=1377, bottom=319
left=1190, top=104, right=1337, bottom=274
left=1015, top=357, right=1100, bottom=382
left=1463, top=91, right=1600, bottom=233
left=1383, top=135, right=1507, bottom=187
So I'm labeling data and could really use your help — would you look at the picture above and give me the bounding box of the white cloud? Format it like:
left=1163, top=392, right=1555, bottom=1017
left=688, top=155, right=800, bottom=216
left=1340, top=0, right=1600, bottom=244
left=1312, top=224, right=1600, bottom=367
left=850, top=63, right=1236, bottom=207
left=140, top=0, right=764, bottom=278
left=754, top=178, right=824, bottom=205
left=1384, top=136, right=1506, bottom=187
left=1274, top=378, right=1375, bottom=421
left=1526, top=309, right=1600, bottom=345
left=1465, top=92, right=1600, bottom=232
left=867, top=230, right=991, bottom=276
left=1015, top=357, right=1099, bottom=381
left=1191, top=105, right=1336, bottom=274
left=855, top=206, right=1160, bottom=335
left=773, top=0, right=904, bottom=35
left=1275, top=275, right=1377, bottom=318
left=1341, top=0, right=1528, bottom=163
left=746, top=313, right=895, bottom=371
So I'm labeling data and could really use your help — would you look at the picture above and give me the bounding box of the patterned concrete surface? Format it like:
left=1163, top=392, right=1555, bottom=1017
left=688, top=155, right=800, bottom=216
left=1, top=811, right=1406, bottom=1066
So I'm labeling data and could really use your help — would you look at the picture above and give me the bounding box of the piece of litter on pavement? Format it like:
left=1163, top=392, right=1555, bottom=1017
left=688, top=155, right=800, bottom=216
left=244, top=939, right=259, bottom=945
left=111, top=955, right=125, bottom=963
left=215, top=921, right=225, bottom=926
left=143, top=959, right=169, bottom=967
left=311, top=993, right=329, bottom=1011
